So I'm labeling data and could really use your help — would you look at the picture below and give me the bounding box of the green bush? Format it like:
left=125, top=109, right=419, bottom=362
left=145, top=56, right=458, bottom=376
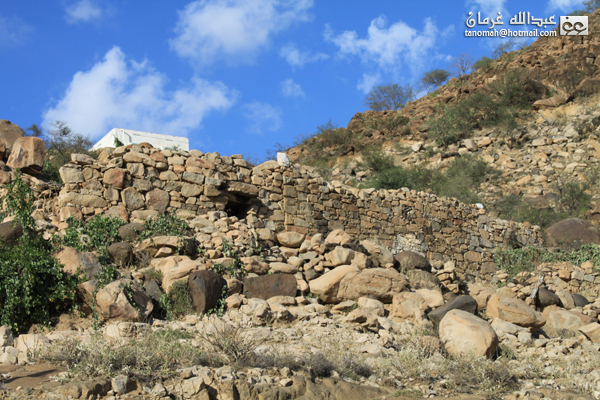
left=427, top=70, right=540, bottom=146
left=139, top=212, right=192, bottom=240
left=493, top=195, right=566, bottom=229
left=159, top=281, right=195, bottom=320
left=361, top=145, right=395, bottom=172
left=495, top=244, right=600, bottom=284
left=473, top=56, right=494, bottom=71
left=363, top=154, right=498, bottom=205
left=0, top=171, right=78, bottom=333
left=62, top=215, right=127, bottom=264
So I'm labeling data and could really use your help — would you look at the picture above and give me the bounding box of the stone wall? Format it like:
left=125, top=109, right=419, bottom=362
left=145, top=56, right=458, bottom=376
left=55, top=145, right=543, bottom=281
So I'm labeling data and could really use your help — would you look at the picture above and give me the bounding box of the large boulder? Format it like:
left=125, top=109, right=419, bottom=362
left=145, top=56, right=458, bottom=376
left=464, top=283, right=495, bottom=311
left=0, top=221, right=23, bottom=246
left=244, top=274, right=298, bottom=300
left=150, top=256, right=205, bottom=292
left=390, top=292, right=428, bottom=320
left=439, top=309, right=498, bottom=358
left=427, top=295, right=478, bottom=329
left=360, top=240, right=395, bottom=268
left=394, top=251, right=431, bottom=272
left=6, top=137, right=46, bottom=174
left=276, top=231, right=305, bottom=248
left=487, top=294, right=546, bottom=330
left=55, top=246, right=101, bottom=280
left=188, top=270, right=227, bottom=314
left=146, top=189, right=170, bottom=213
left=95, top=280, right=153, bottom=321
left=108, top=242, right=134, bottom=267
left=325, top=229, right=351, bottom=245
left=545, top=309, right=594, bottom=334
left=337, top=268, right=410, bottom=303
left=536, top=287, right=562, bottom=308
left=308, top=265, right=360, bottom=303
left=0, top=120, right=24, bottom=158
left=325, top=246, right=356, bottom=267
left=546, top=218, right=600, bottom=249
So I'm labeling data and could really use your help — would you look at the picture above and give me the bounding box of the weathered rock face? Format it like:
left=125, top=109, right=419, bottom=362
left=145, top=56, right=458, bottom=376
left=108, top=242, right=134, bottom=267
left=188, top=270, right=227, bottom=314
left=6, top=137, right=46, bottom=174
left=487, top=294, right=546, bottom=330
left=0, top=120, right=24, bottom=157
left=337, top=268, right=409, bottom=303
left=308, top=265, right=360, bottom=303
left=546, top=309, right=593, bottom=333
left=151, top=256, right=204, bottom=292
left=276, top=231, right=305, bottom=248
left=95, top=280, right=153, bottom=321
left=390, top=292, right=428, bottom=320
left=243, top=274, right=298, bottom=300
left=427, top=295, right=478, bottom=329
left=0, top=221, right=23, bottom=246
left=56, top=246, right=101, bottom=280
left=394, top=251, right=431, bottom=272
left=546, top=218, right=600, bottom=249
left=439, top=309, right=498, bottom=358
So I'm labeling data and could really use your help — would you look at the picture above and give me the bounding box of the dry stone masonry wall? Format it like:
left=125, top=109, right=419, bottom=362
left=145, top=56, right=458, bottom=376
left=56, top=144, right=543, bottom=281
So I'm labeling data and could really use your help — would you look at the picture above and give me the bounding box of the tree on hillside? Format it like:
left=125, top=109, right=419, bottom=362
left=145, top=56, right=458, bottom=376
left=492, top=38, right=528, bottom=59
left=364, top=84, right=415, bottom=111
left=473, top=56, right=494, bottom=71
left=24, top=124, right=43, bottom=137
left=571, top=0, right=600, bottom=15
left=45, top=120, right=94, bottom=168
left=450, top=53, right=474, bottom=78
left=419, top=69, right=451, bottom=93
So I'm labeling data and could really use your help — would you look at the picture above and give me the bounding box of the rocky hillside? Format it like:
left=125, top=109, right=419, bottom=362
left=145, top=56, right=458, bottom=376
left=285, top=9, right=600, bottom=229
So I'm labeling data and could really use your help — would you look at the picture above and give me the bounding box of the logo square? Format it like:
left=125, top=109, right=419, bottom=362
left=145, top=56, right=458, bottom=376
left=560, top=16, right=588, bottom=35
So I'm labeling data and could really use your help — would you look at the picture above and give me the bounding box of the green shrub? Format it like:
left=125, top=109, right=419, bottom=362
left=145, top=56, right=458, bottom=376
left=160, top=281, right=195, bottom=320
left=493, top=194, right=566, bottom=229
left=62, top=215, right=127, bottom=264
left=139, top=212, right=192, bottom=240
left=495, top=243, right=600, bottom=284
left=473, top=56, right=494, bottom=71
left=427, top=70, right=539, bottom=146
left=363, top=165, right=442, bottom=192
left=0, top=171, right=78, bottom=333
left=361, top=145, right=395, bottom=172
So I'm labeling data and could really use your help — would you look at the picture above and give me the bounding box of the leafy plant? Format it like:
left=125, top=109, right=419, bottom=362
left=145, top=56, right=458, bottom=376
left=419, top=69, right=451, bottom=93
left=473, top=56, right=494, bottom=71
left=0, top=171, right=78, bottom=333
left=360, top=145, right=395, bottom=172
left=364, top=83, right=415, bottom=111
left=160, top=281, right=195, bottom=320
left=62, top=215, right=127, bottom=264
left=139, top=212, right=192, bottom=240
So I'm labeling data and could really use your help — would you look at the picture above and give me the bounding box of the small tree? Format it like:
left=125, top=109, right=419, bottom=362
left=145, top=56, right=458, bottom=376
left=450, top=53, right=474, bottom=78
left=45, top=120, right=94, bottom=168
left=419, top=69, right=450, bottom=93
left=24, top=123, right=43, bottom=137
left=492, top=38, right=527, bottom=59
left=571, top=0, right=600, bottom=14
left=364, top=84, right=415, bottom=111
left=473, top=56, right=494, bottom=71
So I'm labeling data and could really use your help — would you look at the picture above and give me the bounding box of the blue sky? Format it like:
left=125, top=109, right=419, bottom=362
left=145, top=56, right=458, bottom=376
left=0, top=0, right=586, bottom=160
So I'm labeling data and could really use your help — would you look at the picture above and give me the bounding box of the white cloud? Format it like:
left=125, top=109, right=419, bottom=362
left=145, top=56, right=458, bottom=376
left=281, top=79, right=304, bottom=97
left=65, top=0, right=104, bottom=24
left=547, top=0, right=583, bottom=11
left=43, top=46, right=237, bottom=140
left=243, top=101, right=282, bottom=134
left=279, top=42, right=328, bottom=67
left=356, top=73, right=380, bottom=94
left=466, top=0, right=507, bottom=17
left=324, top=15, right=441, bottom=75
left=0, top=14, right=33, bottom=46
left=170, top=0, right=314, bottom=66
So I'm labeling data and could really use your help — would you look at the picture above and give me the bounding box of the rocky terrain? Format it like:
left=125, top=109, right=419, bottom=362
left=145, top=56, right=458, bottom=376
left=1, top=9, right=600, bottom=400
